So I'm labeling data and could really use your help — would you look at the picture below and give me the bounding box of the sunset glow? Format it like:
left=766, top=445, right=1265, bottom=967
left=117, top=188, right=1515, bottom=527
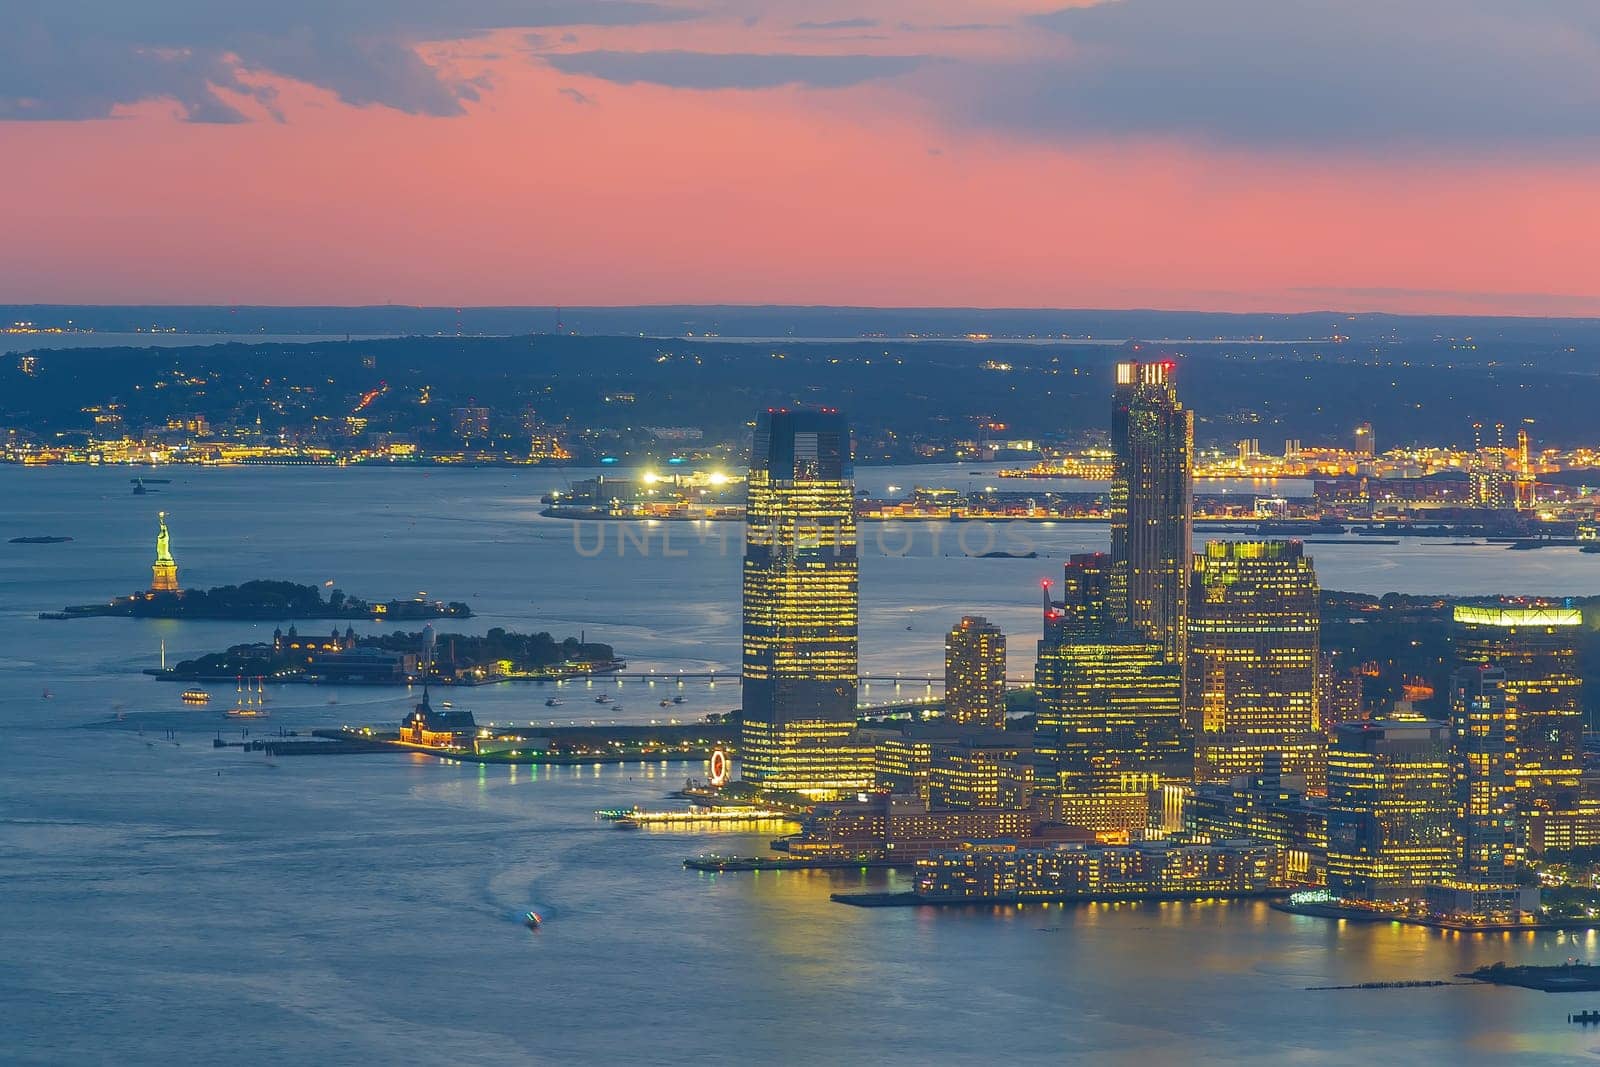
left=5, top=2, right=1600, bottom=313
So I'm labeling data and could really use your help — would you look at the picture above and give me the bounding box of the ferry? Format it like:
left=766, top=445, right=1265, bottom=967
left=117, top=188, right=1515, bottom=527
left=181, top=689, right=211, bottom=706
left=671, top=696, right=687, bottom=704
left=544, top=698, right=564, bottom=707
left=594, top=694, right=612, bottom=704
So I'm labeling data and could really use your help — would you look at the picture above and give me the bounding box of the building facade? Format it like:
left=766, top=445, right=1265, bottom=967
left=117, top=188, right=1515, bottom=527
left=1326, top=719, right=1455, bottom=903
left=915, top=838, right=1279, bottom=902
left=1109, top=361, right=1193, bottom=663
left=1426, top=667, right=1538, bottom=920
left=1453, top=604, right=1584, bottom=814
left=1034, top=553, right=1188, bottom=832
left=1186, top=540, right=1324, bottom=790
left=944, top=616, right=1007, bottom=729
left=739, top=409, right=869, bottom=797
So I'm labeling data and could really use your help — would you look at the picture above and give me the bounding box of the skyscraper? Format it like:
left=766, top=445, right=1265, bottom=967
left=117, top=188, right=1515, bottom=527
left=1453, top=604, right=1583, bottom=813
left=150, top=511, right=179, bottom=593
left=739, top=409, right=870, bottom=798
left=1186, top=540, right=1324, bottom=789
left=1427, top=667, right=1536, bottom=920
left=1326, top=719, right=1455, bottom=903
left=944, top=616, right=1007, bottom=729
left=1034, top=553, right=1188, bottom=817
left=1110, top=360, right=1193, bottom=663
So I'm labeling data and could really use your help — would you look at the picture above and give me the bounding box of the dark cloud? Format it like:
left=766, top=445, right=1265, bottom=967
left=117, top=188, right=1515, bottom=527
left=794, top=18, right=878, bottom=31
left=542, top=50, right=924, bottom=90
left=941, top=0, right=1600, bottom=150
left=0, top=1, right=698, bottom=121
left=559, top=86, right=596, bottom=104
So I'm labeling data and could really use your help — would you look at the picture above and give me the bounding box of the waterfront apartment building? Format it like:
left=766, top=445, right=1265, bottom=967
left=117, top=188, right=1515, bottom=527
left=1186, top=540, right=1325, bottom=790
left=785, top=793, right=1050, bottom=862
left=915, top=838, right=1279, bottom=902
left=1453, top=604, right=1584, bottom=813
left=1109, top=361, right=1193, bottom=663
left=1326, top=719, right=1456, bottom=903
left=944, top=616, right=1007, bottom=729
left=739, top=409, right=871, bottom=798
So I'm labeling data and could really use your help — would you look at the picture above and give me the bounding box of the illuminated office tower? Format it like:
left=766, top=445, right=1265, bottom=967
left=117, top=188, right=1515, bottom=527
left=945, top=616, right=1007, bottom=729
left=1427, top=667, right=1536, bottom=919
left=1035, top=554, right=1188, bottom=798
left=1110, top=360, right=1193, bottom=663
left=740, top=409, right=870, bottom=798
left=150, top=511, right=179, bottom=593
left=1326, top=719, right=1455, bottom=903
left=1453, top=604, right=1583, bottom=813
left=1186, top=541, right=1324, bottom=790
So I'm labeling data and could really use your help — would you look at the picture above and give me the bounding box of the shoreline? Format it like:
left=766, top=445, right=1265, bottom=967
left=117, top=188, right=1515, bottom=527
left=1272, top=900, right=1600, bottom=933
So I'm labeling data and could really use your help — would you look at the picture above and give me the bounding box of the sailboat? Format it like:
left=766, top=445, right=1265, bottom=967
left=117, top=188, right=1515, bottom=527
left=227, top=677, right=270, bottom=718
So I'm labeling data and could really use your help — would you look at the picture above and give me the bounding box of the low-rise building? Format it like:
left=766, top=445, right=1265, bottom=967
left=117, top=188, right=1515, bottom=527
left=916, top=838, right=1280, bottom=902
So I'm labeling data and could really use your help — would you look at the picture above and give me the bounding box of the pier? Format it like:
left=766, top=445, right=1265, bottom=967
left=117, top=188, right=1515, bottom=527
left=599, top=807, right=799, bottom=828
left=685, top=855, right=902, bottom=872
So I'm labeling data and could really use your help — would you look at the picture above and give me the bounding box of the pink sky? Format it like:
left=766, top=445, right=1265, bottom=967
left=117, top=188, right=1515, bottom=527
left=4, top=2, right=1600, bottom=315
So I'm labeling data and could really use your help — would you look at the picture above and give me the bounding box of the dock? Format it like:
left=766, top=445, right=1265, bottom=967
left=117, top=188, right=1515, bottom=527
left=685, top=856, right=902, bottom=872
left=599, top=807, right=799, bottom=827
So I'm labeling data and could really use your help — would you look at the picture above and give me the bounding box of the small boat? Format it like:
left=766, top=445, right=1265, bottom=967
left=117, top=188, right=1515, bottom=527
left=181, top=689, right=210, bottom=705
left=660, top=699, right=673, bottom=707
left=594, top=694, right=612, bottom=703
left=545, top=698, right=564, bottom=707
left=671, top=696, right=686, bottom=704
left=523, top=911, right=543, bottom=929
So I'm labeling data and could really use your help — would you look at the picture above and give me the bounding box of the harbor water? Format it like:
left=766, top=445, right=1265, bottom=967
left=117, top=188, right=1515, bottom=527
left=5, top=465, right=1600, bottom=1064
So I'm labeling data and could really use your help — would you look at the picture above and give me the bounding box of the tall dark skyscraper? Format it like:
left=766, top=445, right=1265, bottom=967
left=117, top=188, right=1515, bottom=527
left=1110, top=360, right=1193, bottom=663
left=740, top=408, right=871, bottom=798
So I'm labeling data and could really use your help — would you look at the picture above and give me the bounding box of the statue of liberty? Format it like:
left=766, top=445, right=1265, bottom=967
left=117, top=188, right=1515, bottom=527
left=151, top=512, right=179, bottom=592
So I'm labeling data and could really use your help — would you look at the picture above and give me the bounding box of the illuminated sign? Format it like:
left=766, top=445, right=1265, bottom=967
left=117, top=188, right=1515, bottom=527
left=709, top=748, right=730, bottom=788
left=1452, top=606, right=1582, bottom=628
left=1288, top=889, right=1333, bottom=906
